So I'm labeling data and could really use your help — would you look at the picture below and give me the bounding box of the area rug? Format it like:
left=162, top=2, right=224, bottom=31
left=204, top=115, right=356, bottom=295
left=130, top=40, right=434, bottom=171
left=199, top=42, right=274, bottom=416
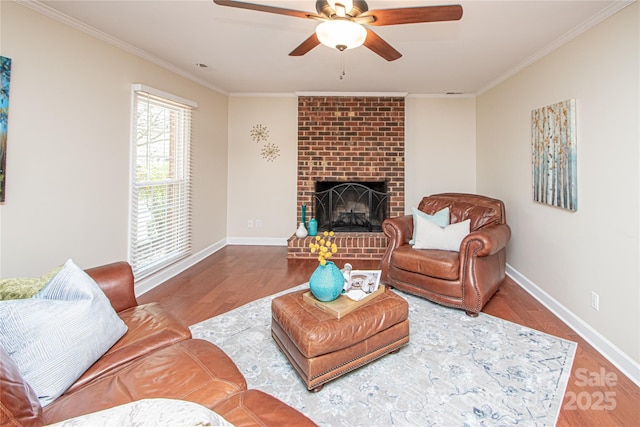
left=191, top=285, right=576, bottom=426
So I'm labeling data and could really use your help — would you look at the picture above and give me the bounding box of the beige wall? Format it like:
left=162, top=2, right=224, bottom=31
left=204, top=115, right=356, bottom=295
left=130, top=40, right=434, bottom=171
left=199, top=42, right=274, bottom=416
left=225, top=95, right=478, bottom=236
left=226, top=96, right=298, bottom=242
left=0, top=2, right=228, bottom=278
left=476, top=3, right=639, bottom=365
left=405, top=96, right=477, bottom=211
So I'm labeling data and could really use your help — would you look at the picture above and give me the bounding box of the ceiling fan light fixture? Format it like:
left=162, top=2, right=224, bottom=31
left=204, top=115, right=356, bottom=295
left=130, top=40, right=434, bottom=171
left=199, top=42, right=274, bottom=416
left=315, top=19, right=367, bottom=51
left=327, top=0, right=353, bottom=16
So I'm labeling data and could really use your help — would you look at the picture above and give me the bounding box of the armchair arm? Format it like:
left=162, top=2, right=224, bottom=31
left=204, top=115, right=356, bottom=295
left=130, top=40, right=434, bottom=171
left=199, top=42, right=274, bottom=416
left=85, top=262, right=138, bottom=313
left=458, top=224, right=511, bottom=313
left=380, top=215, right=413, bottom=282
left=382, top=215, right=414, bottom=248
left=460, top=224, right=511, bottom=257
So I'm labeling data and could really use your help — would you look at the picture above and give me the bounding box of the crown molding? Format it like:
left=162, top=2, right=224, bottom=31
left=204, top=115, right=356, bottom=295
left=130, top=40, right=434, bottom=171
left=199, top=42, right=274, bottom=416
left=15, top=0, right=230, bottom=96
left=407, top=93, right=476, bottom=99
left=229, top=93, right=298, bottom=98
left=295, top=91, right=408, bottom=97
left=476, top=0, right=635, bottom=95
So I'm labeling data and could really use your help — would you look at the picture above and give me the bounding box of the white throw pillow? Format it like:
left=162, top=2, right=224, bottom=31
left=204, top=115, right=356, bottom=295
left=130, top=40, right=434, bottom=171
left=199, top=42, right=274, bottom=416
left=413, top=216, right=471, bottom=252
left=0, top=259, right=128, bottom=407
left=409, top=207, right=450, bottom=245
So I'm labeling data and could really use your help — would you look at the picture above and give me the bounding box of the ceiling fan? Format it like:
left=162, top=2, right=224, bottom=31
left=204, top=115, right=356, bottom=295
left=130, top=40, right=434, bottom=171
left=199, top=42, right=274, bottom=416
left=213, top=0, right=463, bottom=61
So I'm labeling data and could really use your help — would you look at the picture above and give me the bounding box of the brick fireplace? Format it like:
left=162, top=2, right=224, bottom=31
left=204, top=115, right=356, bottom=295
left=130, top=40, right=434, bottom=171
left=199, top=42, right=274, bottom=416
left=287, top=95, right=405, bottom=260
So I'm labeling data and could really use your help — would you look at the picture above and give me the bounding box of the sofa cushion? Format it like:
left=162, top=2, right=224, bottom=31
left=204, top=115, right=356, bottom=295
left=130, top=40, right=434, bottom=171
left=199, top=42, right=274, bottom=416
left=42, top=339, right=248, bottom=424
left=409, top=207, right=449, bottom=244
left=391, top=245, right=460, bottom=281
left=0, top=346, right=45, bottom=427
left=0, top=259, right=128, bottom=407
left=46, top=398, right=234, bottom=427
left=0, top=264, right=62, bottom=300
left=67, top=302, right=192, bottom=394
left=212, top=390, right=317, bottom=427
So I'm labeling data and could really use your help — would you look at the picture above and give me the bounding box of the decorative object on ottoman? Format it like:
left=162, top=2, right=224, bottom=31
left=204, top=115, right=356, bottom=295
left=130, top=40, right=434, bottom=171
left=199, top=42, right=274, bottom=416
left=302, top=284, right=385, bottom=319
left=308, top=231, right=342, bottom=301
left=308, top=261, right=344, bottom=302
left=271, top=287, right=409, bottom=392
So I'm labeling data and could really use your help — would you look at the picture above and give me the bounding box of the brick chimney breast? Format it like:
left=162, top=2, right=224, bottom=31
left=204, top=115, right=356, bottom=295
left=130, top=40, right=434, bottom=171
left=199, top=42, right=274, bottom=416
left=290, top=96, right=405, bottom=261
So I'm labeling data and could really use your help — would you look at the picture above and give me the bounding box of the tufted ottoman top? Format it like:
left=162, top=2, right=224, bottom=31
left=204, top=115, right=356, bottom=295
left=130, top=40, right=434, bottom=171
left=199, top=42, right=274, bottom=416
left=271, top=288, right=408, bottom=358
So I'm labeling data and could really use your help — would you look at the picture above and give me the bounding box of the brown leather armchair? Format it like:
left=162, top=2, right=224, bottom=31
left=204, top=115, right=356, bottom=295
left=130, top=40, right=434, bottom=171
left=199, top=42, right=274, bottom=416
left=380, top=193, right=511, bottom=316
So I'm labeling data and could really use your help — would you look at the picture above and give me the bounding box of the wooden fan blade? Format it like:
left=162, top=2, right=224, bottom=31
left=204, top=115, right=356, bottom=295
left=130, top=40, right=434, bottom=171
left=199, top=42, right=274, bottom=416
left=363, top=29, right=402, bottom=62
left=213, top=0, right=323, bottom=20
left=289, top=33, right=321, bottom=56
left=361, top=4, right=463, bottom=26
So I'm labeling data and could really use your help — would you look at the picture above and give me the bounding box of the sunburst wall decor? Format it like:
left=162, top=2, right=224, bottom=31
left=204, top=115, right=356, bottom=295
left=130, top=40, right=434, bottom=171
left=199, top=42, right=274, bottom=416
left=250, top=124, right=269, bottom=143
left=250, top=123, right=280, bottom=163
left=261, top=142, right=280, bottom=162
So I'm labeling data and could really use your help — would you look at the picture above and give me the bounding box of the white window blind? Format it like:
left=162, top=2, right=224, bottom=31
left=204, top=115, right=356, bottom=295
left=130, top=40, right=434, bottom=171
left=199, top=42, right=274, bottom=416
left=129, top=85, right=195, bottom=279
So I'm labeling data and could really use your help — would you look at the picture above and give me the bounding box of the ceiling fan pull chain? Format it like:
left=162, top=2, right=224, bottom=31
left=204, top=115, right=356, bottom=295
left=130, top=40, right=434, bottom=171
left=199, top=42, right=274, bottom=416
left=340, top=49, right=346, bottom=80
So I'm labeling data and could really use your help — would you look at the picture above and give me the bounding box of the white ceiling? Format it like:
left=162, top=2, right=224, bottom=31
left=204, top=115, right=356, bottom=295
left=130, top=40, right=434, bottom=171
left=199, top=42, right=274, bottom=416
left=28, top=0, right=632, bottom=95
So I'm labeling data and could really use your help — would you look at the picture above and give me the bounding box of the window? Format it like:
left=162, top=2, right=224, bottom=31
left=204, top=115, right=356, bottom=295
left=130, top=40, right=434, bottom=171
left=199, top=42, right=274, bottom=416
left=130, top=85, right=196, bottom=279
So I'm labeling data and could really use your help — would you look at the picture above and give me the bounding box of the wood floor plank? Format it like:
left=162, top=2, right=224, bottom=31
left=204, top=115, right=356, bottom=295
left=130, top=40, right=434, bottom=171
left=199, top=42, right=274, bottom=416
left=138, top=246, right=639, bottom=426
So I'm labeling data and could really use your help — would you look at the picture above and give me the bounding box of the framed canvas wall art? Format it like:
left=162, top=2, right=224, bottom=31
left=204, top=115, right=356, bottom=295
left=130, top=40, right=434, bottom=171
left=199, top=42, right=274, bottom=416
left=531, top=99, right=577, bottom=211
left=1, top=56, right=12, bottom=202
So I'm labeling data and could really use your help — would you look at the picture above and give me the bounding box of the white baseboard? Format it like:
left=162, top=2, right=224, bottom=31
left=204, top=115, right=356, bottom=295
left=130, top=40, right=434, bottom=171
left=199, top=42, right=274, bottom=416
left=226, top=237, right=288, bottom=246
left=134, top=238, right=227, bottom=297
left=506, top=264, right=640, bottom=387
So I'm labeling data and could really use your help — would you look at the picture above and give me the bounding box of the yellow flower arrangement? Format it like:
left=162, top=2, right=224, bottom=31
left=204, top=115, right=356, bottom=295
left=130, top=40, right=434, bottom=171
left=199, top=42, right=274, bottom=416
left=309, top=231, right=338, bottom=266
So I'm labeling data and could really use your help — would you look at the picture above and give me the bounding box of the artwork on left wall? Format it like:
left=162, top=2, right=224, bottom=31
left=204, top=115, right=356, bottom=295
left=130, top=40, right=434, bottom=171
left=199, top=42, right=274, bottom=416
left=0, top=56, right=11, bottom=202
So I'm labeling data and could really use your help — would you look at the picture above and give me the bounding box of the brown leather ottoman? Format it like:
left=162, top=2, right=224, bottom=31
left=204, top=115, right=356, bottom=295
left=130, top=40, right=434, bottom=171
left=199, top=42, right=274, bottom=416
left=271, top=287, right=409, bottom=392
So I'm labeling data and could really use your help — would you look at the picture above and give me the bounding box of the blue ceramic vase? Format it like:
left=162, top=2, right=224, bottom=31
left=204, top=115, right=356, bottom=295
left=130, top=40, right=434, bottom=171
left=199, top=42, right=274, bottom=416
left=308, top=218, right=318, bottom=236
left=309, top=261, right=344, bottom=302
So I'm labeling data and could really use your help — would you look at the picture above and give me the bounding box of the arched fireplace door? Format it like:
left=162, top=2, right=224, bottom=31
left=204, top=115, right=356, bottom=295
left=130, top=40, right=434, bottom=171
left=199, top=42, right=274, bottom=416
left=313, top=182, right=388, bottom=232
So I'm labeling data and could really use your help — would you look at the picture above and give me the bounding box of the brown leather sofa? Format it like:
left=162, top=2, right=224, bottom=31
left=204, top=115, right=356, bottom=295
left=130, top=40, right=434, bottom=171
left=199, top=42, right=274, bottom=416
left=1, top=262, right=317, bottom=427
left=380, top=193, right=511, bottom=316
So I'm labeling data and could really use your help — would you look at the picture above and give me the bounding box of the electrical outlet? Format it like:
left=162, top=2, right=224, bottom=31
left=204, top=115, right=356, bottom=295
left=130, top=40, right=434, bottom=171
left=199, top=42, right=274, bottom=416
left=247, top=220, right=253, bottom=228
left=256, top=219, right=262, bottom=228
left=591, top=291, right=599, bottom=311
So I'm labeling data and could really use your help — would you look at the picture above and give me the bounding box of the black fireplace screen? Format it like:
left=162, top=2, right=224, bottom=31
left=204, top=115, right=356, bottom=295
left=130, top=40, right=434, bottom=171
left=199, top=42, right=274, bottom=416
left=314, top=182, right=388, bottom=232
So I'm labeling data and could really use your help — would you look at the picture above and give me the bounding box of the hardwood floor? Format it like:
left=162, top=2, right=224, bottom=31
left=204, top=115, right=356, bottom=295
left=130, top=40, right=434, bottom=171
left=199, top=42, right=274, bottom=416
left=138, top=246, right=639, bottom=427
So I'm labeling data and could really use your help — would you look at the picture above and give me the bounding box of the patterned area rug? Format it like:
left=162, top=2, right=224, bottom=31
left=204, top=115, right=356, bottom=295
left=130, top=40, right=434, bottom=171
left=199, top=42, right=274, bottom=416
left=191, top=285, right=576, bottom=426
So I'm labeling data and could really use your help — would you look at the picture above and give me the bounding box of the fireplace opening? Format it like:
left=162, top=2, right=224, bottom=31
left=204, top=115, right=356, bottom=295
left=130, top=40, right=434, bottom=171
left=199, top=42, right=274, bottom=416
left=314, top=182, right=388, bottom=232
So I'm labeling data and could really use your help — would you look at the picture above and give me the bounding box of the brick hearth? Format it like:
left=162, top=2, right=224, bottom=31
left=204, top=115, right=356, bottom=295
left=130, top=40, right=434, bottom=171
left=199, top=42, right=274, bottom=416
left=287, top=232, right=387, bottom=261
left=287, top=95, right=405, bottom=260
